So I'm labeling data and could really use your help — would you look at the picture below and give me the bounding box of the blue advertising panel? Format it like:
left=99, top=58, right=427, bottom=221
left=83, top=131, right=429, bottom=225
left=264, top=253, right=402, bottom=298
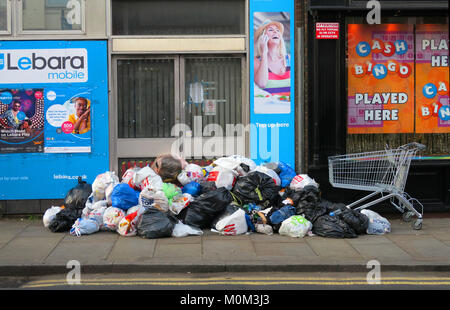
left=250, top=0, right=296, bottom=168
left=0, top=40, right=109, bottom=200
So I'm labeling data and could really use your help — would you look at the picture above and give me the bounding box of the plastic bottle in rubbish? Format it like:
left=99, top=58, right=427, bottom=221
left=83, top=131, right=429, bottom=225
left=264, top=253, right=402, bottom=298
left=329, top=209, right=343, bottom=217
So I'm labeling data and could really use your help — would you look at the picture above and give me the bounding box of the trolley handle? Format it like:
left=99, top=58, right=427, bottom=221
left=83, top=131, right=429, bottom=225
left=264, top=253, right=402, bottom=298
left=401, top=142, right=426, bottom=151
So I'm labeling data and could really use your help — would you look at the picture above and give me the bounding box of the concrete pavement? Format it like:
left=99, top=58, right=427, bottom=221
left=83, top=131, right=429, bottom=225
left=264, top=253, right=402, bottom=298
left=0, top=214, right=450, bottom=277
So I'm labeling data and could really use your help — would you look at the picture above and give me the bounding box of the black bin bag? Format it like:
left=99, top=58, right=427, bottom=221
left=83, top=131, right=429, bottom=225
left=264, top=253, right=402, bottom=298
left=340, top=209, right=369, bottom=235
left=137, top=206, right=178, bottom=239
left=290, top=186, right=326, bottom=223
left=64, top=177, right=92, bottom=211
left=312, top=214, right=357, bottom=238
left=48, top=208, right=81, bottom=233
left=232, top=171, right=280, bottom=207
left=318, top=199, right=369, bottom=235
left=184, top=187, right=233, bottom=229
left=48, top=177, right=92, bottom=233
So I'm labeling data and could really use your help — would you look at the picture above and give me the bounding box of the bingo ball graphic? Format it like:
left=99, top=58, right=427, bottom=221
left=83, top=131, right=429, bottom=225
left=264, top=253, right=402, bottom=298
left=356, top=41, right=371, bottom=57
left=61, top=121, right=74, bottom=134
left=382, top=42, right=395, bottom=57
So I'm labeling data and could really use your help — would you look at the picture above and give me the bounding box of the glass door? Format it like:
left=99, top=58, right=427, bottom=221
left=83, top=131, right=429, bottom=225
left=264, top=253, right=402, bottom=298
left=180, top=56, right=245, bottom=159
left=112, top=55, right=245, bottom=175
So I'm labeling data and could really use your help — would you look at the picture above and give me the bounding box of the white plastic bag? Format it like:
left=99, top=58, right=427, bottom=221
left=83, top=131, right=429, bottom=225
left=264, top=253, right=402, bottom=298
left=126, top=205, right=142, bottom=215
left=289, top=174, right=319, bottom=191
left=254, top=166, right=281, bottom=186
left=172, top=221, right=203, bottom=237
left=361, top=209, right=391, bottom=235
left=177, top=163, right=204, bottom=185
left=206, top=166, right=237, bottom=190
left=139, top=187, right=169, bottom=212
left=87, top=206, right=107, bottom=226
left=82, top=199, right=108, bottom=219
left=43, top=206, right=62, bottom=228
left=121, top=167, right=140, bottom=189
left=169, top=193, right=193, bottom=215
left=228, top=155, right=257, bottom=170
left=117, top=206, right=145, bottom=237
left=255, top=223, right=274, bottom=235
left=279, top=215, right=312, bottom=238
left=105, top=183, right=115, bottom=206
left=92, top=171, right=120, bottom=201
left=215, top=209, right=248, bottom=236
left=213, top=157, right=241, bottom=171
left=135, top=166, right=163, bottom=191
left=102, top=207, right=126, bottom=231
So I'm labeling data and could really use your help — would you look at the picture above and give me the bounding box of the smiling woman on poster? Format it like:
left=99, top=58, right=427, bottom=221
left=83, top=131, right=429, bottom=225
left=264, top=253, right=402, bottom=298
left=254, top=19, right=291, bottom=101
left=68, top=97, right=90, bottom=134
left=253, top=15, right=291, bottom=114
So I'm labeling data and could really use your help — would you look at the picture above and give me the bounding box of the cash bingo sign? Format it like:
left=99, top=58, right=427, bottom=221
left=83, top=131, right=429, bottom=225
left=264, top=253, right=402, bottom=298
left=415, top=24, right=449, bottom=133
left=348, top=24, right=415, bottom=134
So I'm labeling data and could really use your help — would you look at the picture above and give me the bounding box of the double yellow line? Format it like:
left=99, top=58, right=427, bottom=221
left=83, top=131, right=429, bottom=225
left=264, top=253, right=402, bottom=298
left=22, top=276, right=450, bottom=288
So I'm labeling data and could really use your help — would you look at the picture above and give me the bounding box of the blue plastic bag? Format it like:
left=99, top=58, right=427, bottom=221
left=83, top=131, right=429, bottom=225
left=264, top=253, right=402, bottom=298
left=111, top=183, right=140, bottom=211
left=70, top=218, right=100, bottom=237
left=270, top=205, right=296, bottom=225
left=182, top=181, right=202, bottom=197
left=278, top=162, right=297, bottom=188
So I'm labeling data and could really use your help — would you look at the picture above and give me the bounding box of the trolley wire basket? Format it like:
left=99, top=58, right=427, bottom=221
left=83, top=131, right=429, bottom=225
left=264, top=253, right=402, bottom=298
left=328, top=142, right=426, bottom=230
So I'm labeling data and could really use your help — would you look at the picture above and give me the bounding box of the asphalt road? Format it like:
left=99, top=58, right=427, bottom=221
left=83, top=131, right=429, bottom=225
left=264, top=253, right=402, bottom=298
left=3, top=271, right=450, bottom=290
left=1, top=272, right=448, bottom=308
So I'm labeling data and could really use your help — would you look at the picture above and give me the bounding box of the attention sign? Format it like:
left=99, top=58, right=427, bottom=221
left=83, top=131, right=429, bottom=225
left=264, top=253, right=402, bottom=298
left=316, top=23, right=339, bottom=39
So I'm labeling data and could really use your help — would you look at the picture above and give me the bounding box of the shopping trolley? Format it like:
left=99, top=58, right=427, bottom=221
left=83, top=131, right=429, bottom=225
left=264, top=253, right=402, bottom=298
left=328, top=142, right=426, bottom=230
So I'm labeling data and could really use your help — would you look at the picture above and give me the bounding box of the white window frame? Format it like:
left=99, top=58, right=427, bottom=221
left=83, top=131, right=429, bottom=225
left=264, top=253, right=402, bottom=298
left=0, top=0, right=12, bottom=35
left=17, top=0, right=86, bottom=35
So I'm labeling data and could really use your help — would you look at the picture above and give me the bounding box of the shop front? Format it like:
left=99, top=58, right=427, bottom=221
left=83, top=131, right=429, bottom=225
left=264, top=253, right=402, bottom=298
left=305, top=0, right=450, bottom=211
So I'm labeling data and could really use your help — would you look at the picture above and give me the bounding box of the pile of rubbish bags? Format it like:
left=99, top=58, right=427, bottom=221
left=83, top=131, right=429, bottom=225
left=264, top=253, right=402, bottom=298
left=43, top=154, right=391, bottom=239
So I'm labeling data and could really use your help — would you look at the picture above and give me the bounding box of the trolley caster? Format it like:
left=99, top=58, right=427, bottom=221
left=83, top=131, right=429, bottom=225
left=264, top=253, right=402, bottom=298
left=402, top=211, right=414, bottom=222
left=412, top=219, right=423, bottom=230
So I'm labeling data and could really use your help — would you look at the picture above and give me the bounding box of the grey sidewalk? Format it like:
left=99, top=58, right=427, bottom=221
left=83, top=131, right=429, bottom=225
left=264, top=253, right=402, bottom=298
left=1, top=215, right=450, bottom=277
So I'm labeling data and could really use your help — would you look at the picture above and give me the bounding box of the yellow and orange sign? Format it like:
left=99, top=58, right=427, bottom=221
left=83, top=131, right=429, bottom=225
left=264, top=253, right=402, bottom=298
left=348, top=24, right=415, bottom=134
left=348, top=23, right=449, bottom=134
left=415, top=24, right=449, bottom=133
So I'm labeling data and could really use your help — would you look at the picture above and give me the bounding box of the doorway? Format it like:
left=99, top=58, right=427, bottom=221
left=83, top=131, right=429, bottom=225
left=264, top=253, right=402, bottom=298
left=111, top=54, right=246, bottom=175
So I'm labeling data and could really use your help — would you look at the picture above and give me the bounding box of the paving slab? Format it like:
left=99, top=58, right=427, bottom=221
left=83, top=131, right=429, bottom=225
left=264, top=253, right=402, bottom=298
left=305, top=238, right=362, bottom=259
left=0, top=236, right=63, bottom=265
left=202, top=239, right=256, bottom=261
left=107, top=237, right=157, bottom=263
left=386, top=235, right=450, bottom=261
left=44, top=234, right=117, bottom=265
left=253, top=242, right=317, bottom=260
left=154, top=242, right=202, bottom=259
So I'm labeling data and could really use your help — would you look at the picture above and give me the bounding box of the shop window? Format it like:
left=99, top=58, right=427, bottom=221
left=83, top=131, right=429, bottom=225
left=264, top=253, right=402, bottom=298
left=20, top=0, right=84, bottom=32
left=346, top=16, right=449, bottom=157
left=112, top=0, right=245, bottom=35
left=0, top=0, right=10, bottom=34
left=184, top=57, right=243, bottom=137
left=116, top=56, right=243, bottom=139
left=117, top=58, right=176, bottom=139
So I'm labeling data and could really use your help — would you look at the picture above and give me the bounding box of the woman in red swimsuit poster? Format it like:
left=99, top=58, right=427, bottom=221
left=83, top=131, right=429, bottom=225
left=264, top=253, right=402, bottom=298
left=253, top=12, right=291, bottom=114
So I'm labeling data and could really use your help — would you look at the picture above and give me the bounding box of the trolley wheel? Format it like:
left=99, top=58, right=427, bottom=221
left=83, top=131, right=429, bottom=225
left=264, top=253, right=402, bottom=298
left=402, top=211, right=414, bottom=222
left=412, top=219, right=423, bottom=230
